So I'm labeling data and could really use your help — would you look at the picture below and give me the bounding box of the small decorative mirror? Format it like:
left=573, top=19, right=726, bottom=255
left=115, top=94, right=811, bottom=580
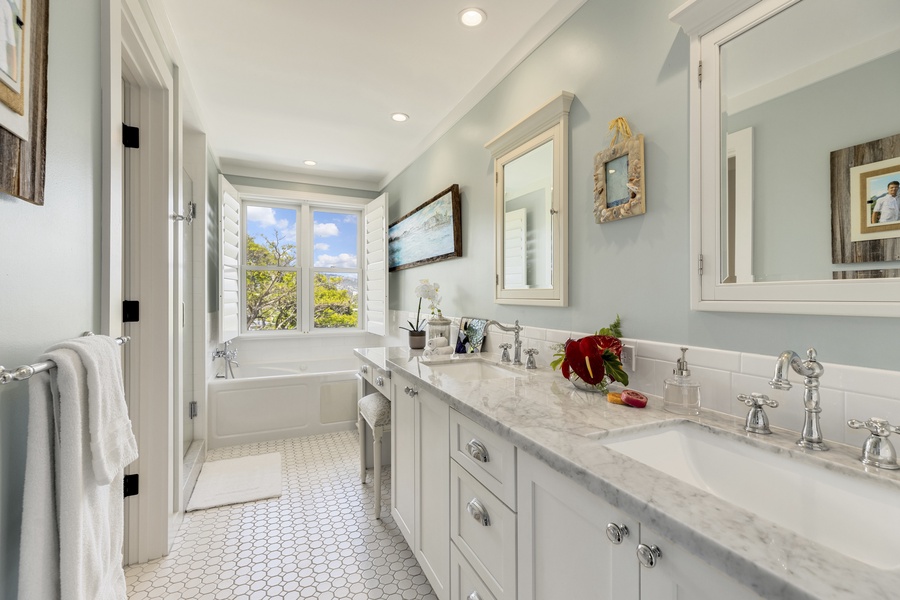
left=485, top=92, right=573, bottom=307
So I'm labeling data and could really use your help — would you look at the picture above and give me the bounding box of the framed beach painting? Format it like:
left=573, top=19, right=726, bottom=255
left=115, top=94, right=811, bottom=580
left=388, top=184, right=462, bottom=271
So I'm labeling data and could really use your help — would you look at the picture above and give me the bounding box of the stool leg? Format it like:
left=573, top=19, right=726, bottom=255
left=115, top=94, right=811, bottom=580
left=358, top=410, right=366, bottom=484
left=373, top=424, right=383, bottom=519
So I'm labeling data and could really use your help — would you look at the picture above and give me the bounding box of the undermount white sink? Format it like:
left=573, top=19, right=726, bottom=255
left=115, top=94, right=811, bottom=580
left=602, top=422, right=900, bottom=570
left=422, top=356, right=521, bottom=381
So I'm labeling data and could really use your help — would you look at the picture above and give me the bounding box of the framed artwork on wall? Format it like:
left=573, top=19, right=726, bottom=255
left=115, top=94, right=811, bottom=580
left=594, top=118, right=645, bottom=223
left=0, top=0, right=47, bottom=205
left=388, top=184, right=462, bottom=271
left=831, top=132, right=900, bottom=269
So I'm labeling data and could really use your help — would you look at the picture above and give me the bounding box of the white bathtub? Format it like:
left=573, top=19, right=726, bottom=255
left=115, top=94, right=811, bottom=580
left=207, top=357, right=359, bottom=449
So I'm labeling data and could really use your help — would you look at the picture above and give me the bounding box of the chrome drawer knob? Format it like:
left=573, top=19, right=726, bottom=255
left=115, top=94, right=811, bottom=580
left=375, top=376, right=384, bottom=387
left=361, top=364, right=368, bottom=374
left=404, top=386, right=418, bottom=396
left=466, top=439, right=490, bottom=463
left=467, top=592, right=482, bottom=600
left=466, top=498, right=491, bottom=527
left=605, top=523, right=629, bottom=545
left=637, top=543, right=662, bottom=568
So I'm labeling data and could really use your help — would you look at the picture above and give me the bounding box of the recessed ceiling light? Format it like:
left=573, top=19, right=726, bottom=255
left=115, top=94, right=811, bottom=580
left=304, top=160, right=317, bottom=166
left=459, top=8, right=486, bottom=27
left=391, top=113, right=409, bottom=122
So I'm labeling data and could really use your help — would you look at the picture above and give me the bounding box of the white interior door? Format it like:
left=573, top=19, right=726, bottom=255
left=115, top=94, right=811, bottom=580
left=181, top=169, right=194, bottom=456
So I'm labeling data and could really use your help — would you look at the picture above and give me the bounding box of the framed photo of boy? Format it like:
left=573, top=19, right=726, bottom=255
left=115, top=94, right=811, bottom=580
left=850, top=155, right=900, bottom=242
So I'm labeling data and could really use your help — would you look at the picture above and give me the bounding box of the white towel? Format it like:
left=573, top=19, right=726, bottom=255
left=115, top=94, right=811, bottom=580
left=423, top=346, right=454, bottom=357
left=19, top=371, right=61, bottom=600
left=19, top=338, right=135, bottom=600
left=48, top=336, right=138, bottom=485
left=427, top=337, right=449, bottom=349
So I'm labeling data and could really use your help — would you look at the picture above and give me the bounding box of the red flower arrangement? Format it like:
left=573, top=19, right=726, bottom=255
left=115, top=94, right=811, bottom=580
left=550, top=316, right=628, bottom=393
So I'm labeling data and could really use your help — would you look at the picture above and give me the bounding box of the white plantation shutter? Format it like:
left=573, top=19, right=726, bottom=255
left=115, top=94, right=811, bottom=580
left=219, top=174, right=241, bottom=342
left=365, top=193, right=388, bottom=336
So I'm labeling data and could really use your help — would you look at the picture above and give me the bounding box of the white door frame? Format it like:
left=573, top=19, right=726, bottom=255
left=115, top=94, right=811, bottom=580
left=102, top=0, right=176, bottom=564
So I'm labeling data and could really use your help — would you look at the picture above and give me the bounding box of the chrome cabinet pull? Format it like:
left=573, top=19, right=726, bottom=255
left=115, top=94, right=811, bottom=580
left=605, top=523, right=629, bottom=545
left=466, top=439, right=490, bottom=463
left=375, top=376, right=384, bottom=387
left=361, top=364, right=368, bottom=374
left=637, top=543, right=662, bottom=568
left=466, top=498, right=491, bottom=527
left=403, top=385, right=418, bottom=396
left=467, top=592, right=482, bottom=600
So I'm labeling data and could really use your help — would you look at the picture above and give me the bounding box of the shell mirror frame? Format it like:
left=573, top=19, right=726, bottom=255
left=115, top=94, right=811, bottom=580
left=485, top=92, right=573, bottom=307
left=673, top=0, right=900, bottom=317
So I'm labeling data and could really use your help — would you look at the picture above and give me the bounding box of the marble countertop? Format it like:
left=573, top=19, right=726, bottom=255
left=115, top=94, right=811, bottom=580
left=354, top=347, right=900, bottom=600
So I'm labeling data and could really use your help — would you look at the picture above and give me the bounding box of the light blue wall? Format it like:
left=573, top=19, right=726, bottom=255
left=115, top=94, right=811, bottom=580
left=0, top=0, right=102, bottom=594
left=384, top=0, right=900, bottom=372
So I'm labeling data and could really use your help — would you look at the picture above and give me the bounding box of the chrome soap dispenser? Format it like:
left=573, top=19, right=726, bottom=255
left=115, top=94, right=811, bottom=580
left=663, top=347, right=701, bottom=415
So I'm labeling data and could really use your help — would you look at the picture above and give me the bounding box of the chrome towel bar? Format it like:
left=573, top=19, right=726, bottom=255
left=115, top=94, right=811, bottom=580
left=0, top=332, right=130, bottom=385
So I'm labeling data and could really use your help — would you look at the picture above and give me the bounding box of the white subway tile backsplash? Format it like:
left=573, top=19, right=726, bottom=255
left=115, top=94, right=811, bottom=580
left=690, top=366, right=732, bottom=415
left=388, top=310, right=900, bottom=447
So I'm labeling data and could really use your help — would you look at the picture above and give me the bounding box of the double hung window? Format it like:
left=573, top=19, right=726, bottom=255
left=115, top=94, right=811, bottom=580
left=243, top=201, right=362, bottom=333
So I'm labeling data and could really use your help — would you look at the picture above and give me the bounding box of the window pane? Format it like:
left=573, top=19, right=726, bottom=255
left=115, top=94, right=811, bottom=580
left=313, top=211, right=358, bottom=268
left=246, top=205, right=297, bottom=267
left=246, top=270, right=297, bottom=331
left=314, top=272, right=358, bottom=329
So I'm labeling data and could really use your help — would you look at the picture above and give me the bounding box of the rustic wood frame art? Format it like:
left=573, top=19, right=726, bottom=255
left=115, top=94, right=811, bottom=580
left=388, top=184, right=462, bottom=271
left=594, top=134, right=645, bottom=223
left=0, top=0, right=47, bottom=205
left=831, top=132, right=900, bottom=269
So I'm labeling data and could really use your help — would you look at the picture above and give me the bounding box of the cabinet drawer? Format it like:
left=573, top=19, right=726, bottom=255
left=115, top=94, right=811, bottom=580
left=450, top=409, right=516, bottom=509
left=451, top=461, right=516, bottom=600
left=358, top=361, right=391, bottom=399
left=451, top=543, right=498, bottom=600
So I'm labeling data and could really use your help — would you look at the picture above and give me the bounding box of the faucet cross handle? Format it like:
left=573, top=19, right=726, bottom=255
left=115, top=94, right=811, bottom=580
left=848, top=417, right=900, bottom=470
left=737, top=392, right=778, bottom=409
left=498, top=343, right=512, bottom=363
left=737, top=393, right=778, bottom=435
left=523, top=348, right=539, bottom=370
left=848, top=417, right=900, bottom=437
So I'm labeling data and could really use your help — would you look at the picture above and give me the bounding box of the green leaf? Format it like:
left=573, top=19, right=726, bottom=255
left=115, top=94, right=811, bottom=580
left=595, top=314, right=623, bottom=338
left=603, top=352, right=629, bottom=387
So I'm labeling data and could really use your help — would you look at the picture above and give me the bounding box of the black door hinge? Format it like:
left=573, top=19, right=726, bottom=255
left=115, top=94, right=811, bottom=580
left=123, top=124, right=140, bottom=149
left=124, top=474, right=139, bottom=498
left=123, top=300, right=140, bottom=323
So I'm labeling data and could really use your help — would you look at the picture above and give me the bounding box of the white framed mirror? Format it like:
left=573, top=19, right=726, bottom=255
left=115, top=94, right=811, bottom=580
left=485, top=91, right=573, bottom=307
left=672, top=0, right=900, bottom=317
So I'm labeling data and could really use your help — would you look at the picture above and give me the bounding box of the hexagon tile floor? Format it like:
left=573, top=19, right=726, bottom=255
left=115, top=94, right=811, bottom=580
left=125, top=430, right=438, bottom=600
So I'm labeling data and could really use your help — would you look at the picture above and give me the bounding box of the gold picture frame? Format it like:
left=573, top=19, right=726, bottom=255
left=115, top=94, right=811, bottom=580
left=593, top=134, right=645, bottom=223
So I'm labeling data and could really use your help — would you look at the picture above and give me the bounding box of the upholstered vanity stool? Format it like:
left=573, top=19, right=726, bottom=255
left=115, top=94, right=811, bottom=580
left=358, top=391, right=391, bottom=518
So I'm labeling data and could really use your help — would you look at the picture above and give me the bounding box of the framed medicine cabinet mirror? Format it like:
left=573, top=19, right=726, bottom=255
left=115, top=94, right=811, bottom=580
left=485, top=91, right=573, bottom=307
left=671, top=0, right=900, bottom=317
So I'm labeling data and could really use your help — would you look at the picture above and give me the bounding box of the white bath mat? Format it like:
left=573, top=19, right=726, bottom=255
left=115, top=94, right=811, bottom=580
left=187, top=453, right=282, bottom=511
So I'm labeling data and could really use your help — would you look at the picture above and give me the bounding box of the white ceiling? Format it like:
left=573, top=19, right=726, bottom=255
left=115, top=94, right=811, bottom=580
left=156, top=0, right=586, bottom=191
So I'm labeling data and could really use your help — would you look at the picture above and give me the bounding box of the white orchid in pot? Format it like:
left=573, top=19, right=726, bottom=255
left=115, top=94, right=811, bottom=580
left=402, top=279, right=440, bottom=349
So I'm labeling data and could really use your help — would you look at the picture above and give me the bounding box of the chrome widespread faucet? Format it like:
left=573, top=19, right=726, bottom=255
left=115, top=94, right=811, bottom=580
left=487, top=320, right=522, bottom=365
left=769, top=348, right=827, bottom=450
left=213, top=340, right=239, bottom=379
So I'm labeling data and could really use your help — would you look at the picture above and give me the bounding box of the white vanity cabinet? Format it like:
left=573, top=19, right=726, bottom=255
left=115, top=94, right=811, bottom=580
left=517, top=451, right=639, bottom=599
left=449, top=410, right=518, bottom=600
left=639, top=524, right=765, bottom=600
left=517, top=452, right=763, bottom=600
left=390, top=371, right=450, bottom=600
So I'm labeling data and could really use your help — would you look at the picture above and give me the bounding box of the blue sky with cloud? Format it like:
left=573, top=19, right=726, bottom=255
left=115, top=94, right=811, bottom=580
left=245, top=205, right=358, bottom=269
